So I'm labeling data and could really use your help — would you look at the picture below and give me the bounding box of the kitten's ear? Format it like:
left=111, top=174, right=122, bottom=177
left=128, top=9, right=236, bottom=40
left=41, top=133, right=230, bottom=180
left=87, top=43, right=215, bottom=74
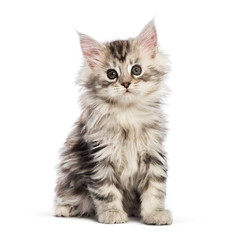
left=79, top=33, right=105, bottom=68
left=135, top=21, right=158, bottom=58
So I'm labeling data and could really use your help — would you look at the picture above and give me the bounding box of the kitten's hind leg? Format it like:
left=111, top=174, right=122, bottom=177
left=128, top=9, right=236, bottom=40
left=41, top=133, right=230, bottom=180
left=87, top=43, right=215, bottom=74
left=54, top=193, right=95, bottom=217
left=54, top=205, right=79, bottom=217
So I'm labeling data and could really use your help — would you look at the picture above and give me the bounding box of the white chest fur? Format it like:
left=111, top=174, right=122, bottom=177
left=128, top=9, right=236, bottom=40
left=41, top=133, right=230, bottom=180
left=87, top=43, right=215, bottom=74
left=88, top=103, right=163, bottom=189
left=107, top=106, right=161, bottom=187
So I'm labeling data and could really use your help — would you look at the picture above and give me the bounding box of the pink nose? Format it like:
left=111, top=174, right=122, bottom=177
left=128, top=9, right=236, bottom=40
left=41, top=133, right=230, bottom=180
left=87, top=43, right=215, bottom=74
left=122, top=82, right=131, bottom=89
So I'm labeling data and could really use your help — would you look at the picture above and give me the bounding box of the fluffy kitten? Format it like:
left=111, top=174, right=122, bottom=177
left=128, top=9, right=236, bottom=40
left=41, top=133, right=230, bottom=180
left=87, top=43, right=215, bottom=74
left=54, top=21, right=172, bottom=225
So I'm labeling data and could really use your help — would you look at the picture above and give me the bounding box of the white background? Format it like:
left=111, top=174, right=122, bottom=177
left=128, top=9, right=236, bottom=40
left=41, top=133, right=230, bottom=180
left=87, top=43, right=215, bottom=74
left=0, top=0, right=236, bottom=239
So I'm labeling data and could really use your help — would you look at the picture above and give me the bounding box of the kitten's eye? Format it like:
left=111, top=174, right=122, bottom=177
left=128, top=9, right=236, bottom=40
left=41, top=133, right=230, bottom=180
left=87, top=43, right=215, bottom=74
left=107, top=69, right=118, bottom=80
left=131, top=65, right=142, bottom=76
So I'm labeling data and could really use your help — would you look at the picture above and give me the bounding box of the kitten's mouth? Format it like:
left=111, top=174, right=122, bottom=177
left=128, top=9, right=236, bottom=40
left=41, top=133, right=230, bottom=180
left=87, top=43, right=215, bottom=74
left=124, top=89, right=132, bottom=95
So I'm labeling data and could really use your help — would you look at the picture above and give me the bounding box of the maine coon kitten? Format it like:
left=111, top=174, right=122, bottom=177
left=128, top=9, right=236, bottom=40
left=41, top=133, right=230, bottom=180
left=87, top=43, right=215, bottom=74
left=54, top=21, right=172, bottom=225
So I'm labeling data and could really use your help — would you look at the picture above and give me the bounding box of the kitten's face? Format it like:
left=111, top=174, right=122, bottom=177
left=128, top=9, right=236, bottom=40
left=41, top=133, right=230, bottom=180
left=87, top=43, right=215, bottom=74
left=79, top=21, right=167, bottom=105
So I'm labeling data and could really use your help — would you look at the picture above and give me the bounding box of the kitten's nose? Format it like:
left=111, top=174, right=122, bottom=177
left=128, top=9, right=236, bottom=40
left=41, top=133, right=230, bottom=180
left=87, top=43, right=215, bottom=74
left=122, top=82, right=131, bottom=89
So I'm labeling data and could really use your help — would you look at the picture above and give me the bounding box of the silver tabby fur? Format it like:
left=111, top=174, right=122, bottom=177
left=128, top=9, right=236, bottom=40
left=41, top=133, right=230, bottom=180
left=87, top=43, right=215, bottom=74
left=54, top=21, right=172, bottom=225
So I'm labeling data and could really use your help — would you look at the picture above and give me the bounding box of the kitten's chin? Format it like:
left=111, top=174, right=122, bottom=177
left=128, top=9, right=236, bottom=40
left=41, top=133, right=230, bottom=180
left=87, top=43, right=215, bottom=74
left=117, top=90, right=137, bottom=104
left=124, top=90, right=132, bottom=96
left=102, top=89, right=140, bottom=105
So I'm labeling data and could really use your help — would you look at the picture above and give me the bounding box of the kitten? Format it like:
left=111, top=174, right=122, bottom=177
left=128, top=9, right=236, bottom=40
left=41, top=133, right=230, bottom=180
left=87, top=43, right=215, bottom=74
left=54, top=21, right=172, bottom=225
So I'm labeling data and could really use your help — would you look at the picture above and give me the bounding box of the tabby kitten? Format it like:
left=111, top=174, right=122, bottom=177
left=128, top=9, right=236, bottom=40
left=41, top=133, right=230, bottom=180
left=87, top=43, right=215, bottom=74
left=54, top=21, right=172, bottom=225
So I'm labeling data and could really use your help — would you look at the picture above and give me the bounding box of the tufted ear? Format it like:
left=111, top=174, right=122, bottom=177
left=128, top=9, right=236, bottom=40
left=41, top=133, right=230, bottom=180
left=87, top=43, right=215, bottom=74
left=79, top=33, right=105, bottom=68
left=135, top=21, right=158, bottom=58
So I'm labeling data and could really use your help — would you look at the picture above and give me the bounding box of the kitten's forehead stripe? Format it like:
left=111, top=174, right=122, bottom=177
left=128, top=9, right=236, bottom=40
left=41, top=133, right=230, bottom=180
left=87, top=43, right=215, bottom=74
left=108, top=40, right=130, bottom=62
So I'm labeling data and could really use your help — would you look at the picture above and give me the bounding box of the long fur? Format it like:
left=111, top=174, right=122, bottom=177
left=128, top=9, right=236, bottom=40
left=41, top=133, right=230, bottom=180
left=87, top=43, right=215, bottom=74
left=54, top=21, right=172, bottom=225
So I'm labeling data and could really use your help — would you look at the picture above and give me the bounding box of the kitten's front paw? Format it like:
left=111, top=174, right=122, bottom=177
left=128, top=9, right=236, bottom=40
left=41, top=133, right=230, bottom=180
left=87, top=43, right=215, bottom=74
left=98, top=210, right=128, bottom=224
left=142, top=210, right=172, bottom=225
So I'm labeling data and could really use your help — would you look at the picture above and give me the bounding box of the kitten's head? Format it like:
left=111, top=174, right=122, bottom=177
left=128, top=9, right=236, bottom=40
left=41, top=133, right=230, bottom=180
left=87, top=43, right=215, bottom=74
left=78, top=21, right=168, bottom=106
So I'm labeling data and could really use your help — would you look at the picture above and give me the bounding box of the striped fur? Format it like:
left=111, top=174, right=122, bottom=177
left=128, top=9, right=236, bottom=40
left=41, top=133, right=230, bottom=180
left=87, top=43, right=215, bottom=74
left=54, top=21, right=172, bottom=225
